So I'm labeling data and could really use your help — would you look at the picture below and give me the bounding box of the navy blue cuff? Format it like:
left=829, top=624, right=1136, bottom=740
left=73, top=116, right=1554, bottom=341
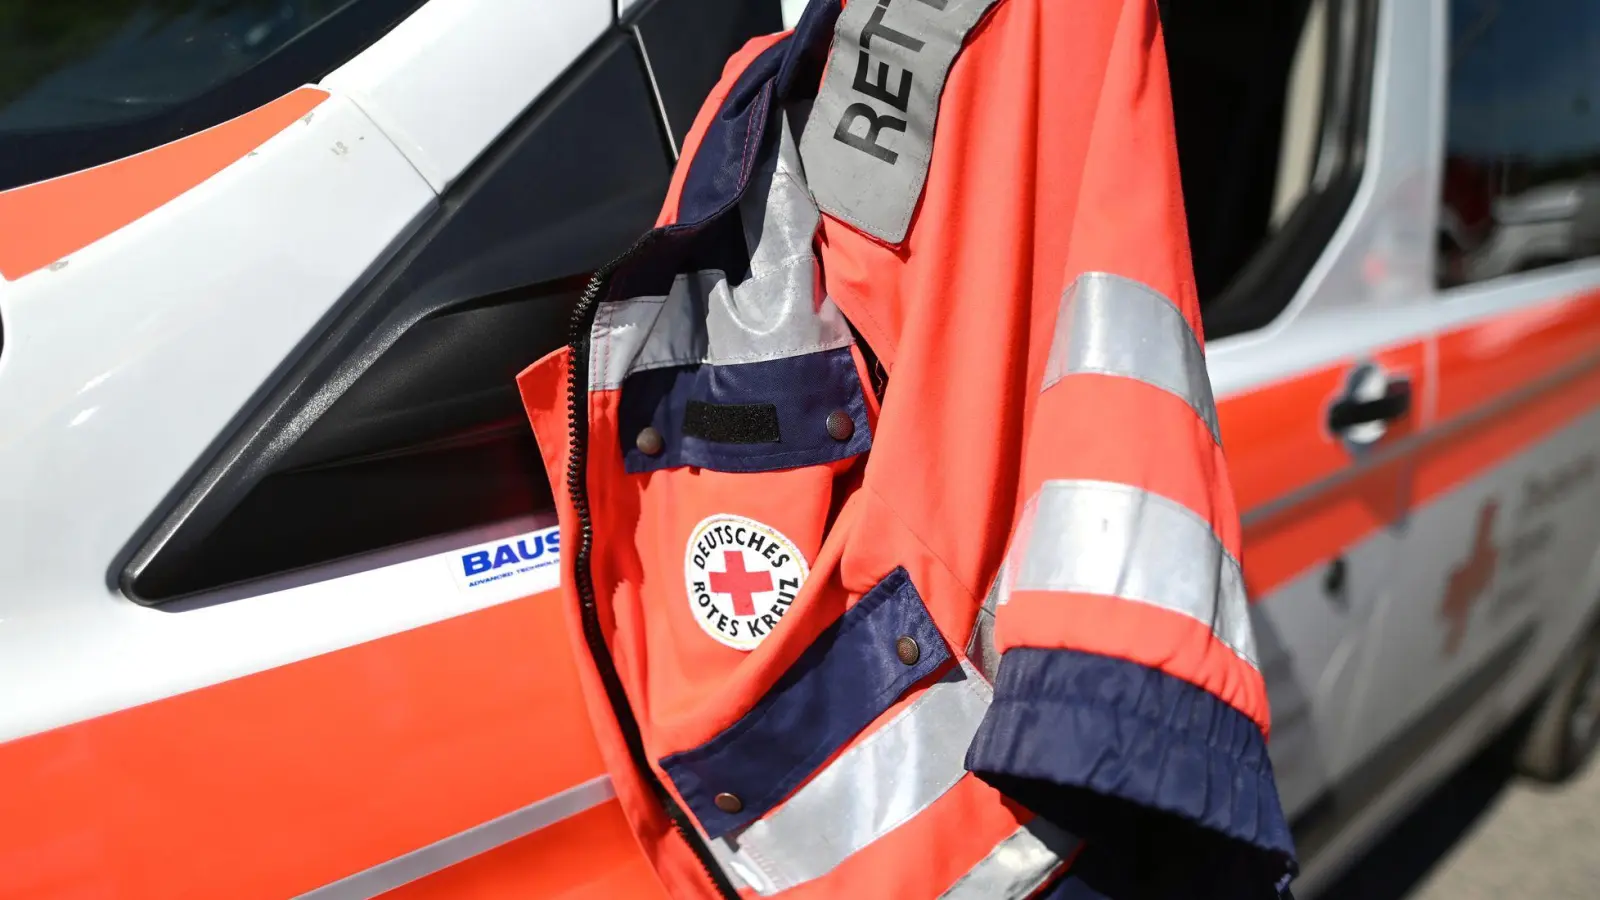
left=967, top=648, right=1297, bottom=900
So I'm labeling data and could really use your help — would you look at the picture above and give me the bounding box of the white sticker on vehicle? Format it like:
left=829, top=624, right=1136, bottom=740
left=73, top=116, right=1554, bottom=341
left=449, top=526, right=562, bottom=595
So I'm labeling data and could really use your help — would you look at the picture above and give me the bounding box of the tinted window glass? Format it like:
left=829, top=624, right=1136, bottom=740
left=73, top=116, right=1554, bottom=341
left=1439, top=0, right=1600, bottom=288
left=0, top=0, right=422, bottom=191
left=1163, top=0, right=1377, bottom=341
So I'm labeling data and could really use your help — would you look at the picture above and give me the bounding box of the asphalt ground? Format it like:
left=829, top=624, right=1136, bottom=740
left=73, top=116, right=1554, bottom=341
left=1317, top=726, right=1600, bottom=899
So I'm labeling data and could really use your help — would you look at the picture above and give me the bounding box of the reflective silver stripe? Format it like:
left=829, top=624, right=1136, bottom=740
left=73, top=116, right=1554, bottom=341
left=590, top=110, right=852, bottom=390
left=966, top=561, right=1006, bottom=684
left=1005, top=479, right=1258, bottom=668
left=719, top=664, right=993, bottom=895
left=588, top=268, right=854, bottom=390
left=939, top=820, right=1080, bottom=900
left=296, top=776, right=615, bottom=899
left=1042, top=272, right=1220, bottom=444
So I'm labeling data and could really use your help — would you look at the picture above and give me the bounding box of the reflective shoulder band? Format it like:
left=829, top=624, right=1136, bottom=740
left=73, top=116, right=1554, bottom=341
left=1042, top=272, right=1220, bottom=444
left=1008, top=479, right=1257, bottom=668
left=589, top=111, right=852, bottom=391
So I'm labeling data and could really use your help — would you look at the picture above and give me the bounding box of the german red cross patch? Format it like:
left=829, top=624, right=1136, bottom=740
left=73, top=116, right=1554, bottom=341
left=684, top=514, right=809, bottom=651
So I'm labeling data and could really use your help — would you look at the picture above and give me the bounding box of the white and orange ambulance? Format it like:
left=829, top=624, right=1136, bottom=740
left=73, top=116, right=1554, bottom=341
left=2, top=0, right=1598, bottom=897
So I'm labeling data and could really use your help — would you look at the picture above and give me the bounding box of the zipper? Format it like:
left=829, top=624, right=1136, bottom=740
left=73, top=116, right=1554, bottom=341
left=565, top=238, right=740, bottom=900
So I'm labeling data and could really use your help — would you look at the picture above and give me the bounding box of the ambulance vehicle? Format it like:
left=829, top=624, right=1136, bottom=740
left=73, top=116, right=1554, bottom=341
left=1, top=0, right=1598, bottom=897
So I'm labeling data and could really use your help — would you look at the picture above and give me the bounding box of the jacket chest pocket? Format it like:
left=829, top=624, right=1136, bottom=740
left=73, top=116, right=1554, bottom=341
left=605, top=324, right=876, bottom=650
left=583, top=107, right=875, bottom=651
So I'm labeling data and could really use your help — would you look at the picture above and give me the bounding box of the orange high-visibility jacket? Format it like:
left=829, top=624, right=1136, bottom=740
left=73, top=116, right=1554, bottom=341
left=519, top=1, right=1296, bottom=897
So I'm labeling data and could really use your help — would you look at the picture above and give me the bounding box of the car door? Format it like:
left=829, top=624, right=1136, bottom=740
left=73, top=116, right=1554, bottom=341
left=0, top=1, right=780, bottom=897
left=1164, top=0, right=1445, bottom=868
left=1347, top=0, right=1600, bottom=820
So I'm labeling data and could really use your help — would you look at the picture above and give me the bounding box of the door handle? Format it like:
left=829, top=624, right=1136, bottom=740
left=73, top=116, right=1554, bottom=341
left=1328, top=377, right=1411, bottom=433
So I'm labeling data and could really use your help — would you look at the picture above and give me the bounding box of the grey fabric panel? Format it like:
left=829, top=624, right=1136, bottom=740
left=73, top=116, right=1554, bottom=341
left=588, top=268, right=854, bottom=390
left=719, top=663, right=994, bottom=895
left=966, top=561, right=1006, bottom=684
left=1042, top=272, right=1221, bottom=444
left=1005, top=479, right=1259, bottom=668
left=938, top=819, right=1080, bottom=900
left=590, top=106, right=851, bottom=391
left=799, top=0, right=1003, bottom=243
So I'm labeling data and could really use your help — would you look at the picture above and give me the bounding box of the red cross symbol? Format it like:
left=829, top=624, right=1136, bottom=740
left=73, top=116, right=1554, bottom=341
left=708, top=550, right=773, bottom=617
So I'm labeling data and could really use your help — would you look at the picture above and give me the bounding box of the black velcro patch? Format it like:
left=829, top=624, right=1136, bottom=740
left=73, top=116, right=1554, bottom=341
left=682, top=401, right=781, bottom=444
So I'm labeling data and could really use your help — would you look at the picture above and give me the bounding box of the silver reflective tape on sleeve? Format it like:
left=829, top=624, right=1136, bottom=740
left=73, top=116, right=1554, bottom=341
left=938, top=819, right=1079, bottom=900
left=799, top=0, right=1002, bottom=244
left=590, top=106, right=852, bottom=391
left=722, top=663, right=993, bottom=895
left=1009, top=479, right=1258, bottom=668
left=1042, top=272, right=1220, bottom=444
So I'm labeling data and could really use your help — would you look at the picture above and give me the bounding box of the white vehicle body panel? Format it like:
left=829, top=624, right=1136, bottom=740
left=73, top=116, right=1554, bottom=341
left=0, top=93, right=438, bottom=739
left=322, top=0, right=611, bottom=193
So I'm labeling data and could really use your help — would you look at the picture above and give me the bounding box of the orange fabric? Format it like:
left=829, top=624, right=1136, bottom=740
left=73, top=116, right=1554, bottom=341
left=379, top=801, right=667, bottom=900
left=0, top=88, right=327, bottom=281
left=962, top=0, right=1271, bottom=727
left=1003, top=589, right=1271, bottom=730
left=1032, top=373, right=1242, bottom=556
left=518, top=347, right=717, bottom=900
left=522, top=1, right=1143, bottom=895
left=0, top=593, right=606, bottom=900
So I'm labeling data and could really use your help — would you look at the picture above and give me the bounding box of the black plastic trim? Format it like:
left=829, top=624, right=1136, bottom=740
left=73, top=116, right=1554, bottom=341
left=631, top=0, right=784, bottom=146
left=120, top=31, right=674, bottom=604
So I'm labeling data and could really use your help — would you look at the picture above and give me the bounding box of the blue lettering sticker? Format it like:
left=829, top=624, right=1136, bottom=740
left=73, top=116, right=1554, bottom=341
left=462, top=551, right=492, bottom=576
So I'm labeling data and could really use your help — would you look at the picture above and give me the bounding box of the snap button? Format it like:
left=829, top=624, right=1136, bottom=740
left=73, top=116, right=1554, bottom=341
left=714, top=792, right=744, bottom=814
left=636, top=426, right=664, bottom=456
left=895, top=635, right=921, bottom=666
left=826, top=409, right=855, bottom=441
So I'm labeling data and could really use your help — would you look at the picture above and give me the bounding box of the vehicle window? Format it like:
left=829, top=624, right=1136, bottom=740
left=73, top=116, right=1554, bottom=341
left=1164, top=0, right=1376, bottom=340
left=1438, top=0, right=1600, bottom=288
left=0, top=0, right=425, bottom=193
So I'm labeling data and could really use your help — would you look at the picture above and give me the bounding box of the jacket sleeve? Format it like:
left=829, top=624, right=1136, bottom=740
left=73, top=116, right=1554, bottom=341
left=963, top=4, right=1297, bottom=897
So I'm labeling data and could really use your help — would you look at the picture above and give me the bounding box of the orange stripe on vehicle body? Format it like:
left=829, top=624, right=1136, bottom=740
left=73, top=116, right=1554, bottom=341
left=1417, top=350, right=1600, bottom=506
left=0, top=87, right=328, bottom=282
left=1219, top=340, right=1428, bottom=516
left=1433, top=288, right=1600, bottom=423
left=379, top=801, right=667, bottom=900
left=1231, top=288, right=1600, bottom=600
left=1221, top=340, right=1427, bottom=599
left=1241, top=458, right=1412, bottom=598
left=0, top=591, right=608, bottom=900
